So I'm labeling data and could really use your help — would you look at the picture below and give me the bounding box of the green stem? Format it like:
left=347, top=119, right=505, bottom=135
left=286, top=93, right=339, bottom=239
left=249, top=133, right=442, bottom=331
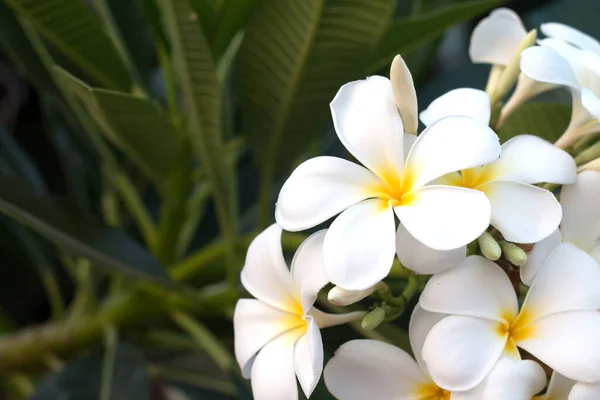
left=114, top=172, right=156, bottom=249
left=100, top=327, right=118, bottom=400
left=41, top=271, right=65, bottom=321
left=575, top=140, right=600, bottom=166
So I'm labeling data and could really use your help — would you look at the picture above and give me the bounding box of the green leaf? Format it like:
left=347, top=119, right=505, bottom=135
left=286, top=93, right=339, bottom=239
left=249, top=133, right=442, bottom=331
left=367, top=0, right=504, bottom=73
left=0, top=126, right=46, bottom=194
left=212, top=0, right=257, bottom=59
left=30, top=342, right=150, bottom=400
left=55, top=68, right=180, bottom=185
left=189, top=0, right=222, bottom=40
left=4, top=0, right=132, bottom=90
left=0, top=174, right=169, bottom=283
left=497, top=103, right=572, bottom=143
left=237, top=0, right=395, bottom=189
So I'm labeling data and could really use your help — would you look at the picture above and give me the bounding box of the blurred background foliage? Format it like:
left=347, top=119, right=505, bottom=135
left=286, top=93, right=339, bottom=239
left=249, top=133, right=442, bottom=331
left=0, top=0, right=592, bottom=398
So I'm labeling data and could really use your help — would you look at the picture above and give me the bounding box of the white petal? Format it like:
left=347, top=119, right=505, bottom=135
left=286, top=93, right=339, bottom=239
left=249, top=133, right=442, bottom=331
left=581, top=87, right=600, bottom=120
left=395, top=185, right=491, bottom=251
left=233, top=299, right=301, bottom=378
left=520, top=229, right=562, bottom=286
left=404, top=133, right=417, bottom=160
left=481, top=180, right=562, bottom=244
left=294, top=317, right=323, bottom=398
left=308, top=307, right=364, bottom=329
left=521, top=243, right=600, bottom=319
left=409, top=304, right=446, bottom=374
left=403, top=116, right=500, bottom=190
left=539, top=39, right=600, bottom=93
left=324, top=199, right=396, bottom=290
left=520, top=46, right=580, bottom=89
left=396, top=223, right=466, bottom=274
left=290, top=230, right=329, bottom=312
left=330, top=76, right=405, bottom=176
left=324, top=339, right=430, bottom=400
left=544, top=372, right=576, bottom=400
left=589, top=241, right=600, bottom=264
left=422, top=315, right=506, bottom=391
left=275, top=156, right=381, bottom=231
left=452, top=358, right=547, bottom=400
left=420, top=88, right=491, bottom=127
left=419, top=255, right=518, bottom=320
left=516, top=311, right=600, bottom=383
left=391, top=55, right=418, bottom=134
left=241, top=225, right=298, bottom=313
left=250, top=327, right=304, bottom=400
left=327, top=285, right=378, bottom=306
left=570, top=381, right=600, bottom=400
left=561, top=170, right=600, bottom=251
left=541, top=23, right=600, bottom=55
left=469, top=8, right=527, bottom=65
left=485, top=135, right=576, bottom=184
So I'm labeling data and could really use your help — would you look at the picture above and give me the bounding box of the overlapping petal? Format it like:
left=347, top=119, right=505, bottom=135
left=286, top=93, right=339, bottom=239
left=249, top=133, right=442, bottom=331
left=294, top=317, right=323, bottom=398
left=520, top=46, right=580, bottom=89
left=560, top=170, right=600, bottom=250
left=541, top=23, right=600, bottom=55
left=391, top=55, right=418, bottom=134
left=409, top=305, right=446, bottom=374
left=419, top=88, right=491, bottom=127
left=542, top=372, right=576, bottom=400
left=570, top=381, right=600, bottom=399
left=520, top=229, right=561, bottom=286
left=275, top=156, right=381, bottom=231
left=324, top=199, right=396, bottom=290
left=469, top=8, right=527, bottom=65
left=290, top=230, right=329, bottom=311
left=394, top=186, right=491, bottom=251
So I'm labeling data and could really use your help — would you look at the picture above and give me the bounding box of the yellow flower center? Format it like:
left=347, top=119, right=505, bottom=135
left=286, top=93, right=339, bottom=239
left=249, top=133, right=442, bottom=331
left=279, top=297, right=308, bottom=335
left=368, top=167, right=416, bottom=207
left=496, top=309, right=537, bottom=354
left=447, top=166, right=500, bottom=190
left=417, top=382, right=451, bottom=400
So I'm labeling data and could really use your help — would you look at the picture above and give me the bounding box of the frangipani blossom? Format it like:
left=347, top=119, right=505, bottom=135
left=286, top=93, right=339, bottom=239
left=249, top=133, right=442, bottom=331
left=323, top=306, right=546, bottom=400
left=519, top=27, right=600, bottom=148
left=522, top=170, right=600, bottom=285
left=470, top=8, right=527, bottom=66
left=421, top=89, right=576, bottom=244
left=234, top=225, right=362, bottom=400
left=538, top=372, right=600, bottom=400
left=419, top=244, right=600, bottom=391
left=276, top=55, right=501, bottom=290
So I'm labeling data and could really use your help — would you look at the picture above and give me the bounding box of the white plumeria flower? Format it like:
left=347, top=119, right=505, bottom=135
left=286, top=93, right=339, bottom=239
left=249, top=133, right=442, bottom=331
left=233, top=224, right=362, bottom=400
left=276, top=55, right=501, bottom=290
left=323, top=306, right=546, bottom=400
left=419, top=244, right=600, bottom=391
left=538, top=372, right=600, bottom=400
left=522, top=170, right=600, bottom=285
left=470, top=8, right=527, bottom=66
left=420, top=89, right=576, bottom=245
left=519, top=26, right=600, bottom=148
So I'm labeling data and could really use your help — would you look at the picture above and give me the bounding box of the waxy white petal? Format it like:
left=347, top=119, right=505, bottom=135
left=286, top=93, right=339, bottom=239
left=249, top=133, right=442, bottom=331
left=324, top=339, right=429, bottom=400
left=294, top=317, right=323, bottom=398
left=330, top=76, right=405, bottom=176
left=395, top=186, right=491, bottom=251
left=324, top=199, right=396, bottom=290
left=570, top=381, right=600, bottom=400
left=409, top=304, right=446, bottom=374
left=520, top=46, right=580, bottom=89
left=291, top=230, right=329, bottom=312
left=404, top=133, right=417, bottom=160
left=521, top=243, right=600, bottom=318
left=391, top=55, right=418, bottom=134
left=543, top=372, right=575, bottom=400
left=541, top=23, right=600, bottom=55
left=482, top=180, right=562, bottom=244
left=561, top=170, right=600, bottom=251
left=469, top=8, right=527, bottom=65
left=234, top=299, right=300, bottom=378
left=250, top=327, right=304, bottom=400
left=403, top=116, right=501, bottom=189
left=241, top=225, right=298, bottom=313
left=396, top=223, right=466, bottom=274
left=520, top=229, right=561, bottom=286
left=422, top=315, right=506, bottom=391
left=420, top=88, right=491, bottom=127
left=276, top=156, right=381, bottom=231
left=581, top=87, right=600, bottom=120
left=516, top=311, right=600, bottom=383
left=308, top=307, right=364, bottom=329
left=486, top=135, right=576, bottom=184
left=419, top=256, right=518, bottom=320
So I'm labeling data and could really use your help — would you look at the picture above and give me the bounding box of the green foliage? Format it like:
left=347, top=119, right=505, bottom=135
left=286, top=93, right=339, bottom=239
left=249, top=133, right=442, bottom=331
left=497, top=103, right=572, bottom=143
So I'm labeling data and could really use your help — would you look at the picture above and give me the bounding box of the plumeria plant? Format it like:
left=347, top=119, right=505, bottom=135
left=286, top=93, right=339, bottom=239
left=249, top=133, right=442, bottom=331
left=235, top=7, right=600, bottom=400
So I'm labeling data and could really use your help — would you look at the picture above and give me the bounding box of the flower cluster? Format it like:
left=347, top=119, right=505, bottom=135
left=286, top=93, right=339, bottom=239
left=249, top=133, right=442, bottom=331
left=234, top=8, right=600, bottom=400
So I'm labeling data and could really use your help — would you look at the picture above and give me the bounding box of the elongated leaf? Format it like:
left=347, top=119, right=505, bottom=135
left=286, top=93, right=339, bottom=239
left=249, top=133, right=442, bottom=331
left=368, top=0, right=504, bottom=73
left=497, top=103, right=572, bottom=143
left=4, top=0, right=132, bottom=90
left=55, top=68, right=180, bottom=185
left=189, top=0, right=221, bottom=40
left=212, top=0, right=257, bottom=59
left=237, top=0, right=395, bottom=182
left=0, top=175, right=169, bottom=283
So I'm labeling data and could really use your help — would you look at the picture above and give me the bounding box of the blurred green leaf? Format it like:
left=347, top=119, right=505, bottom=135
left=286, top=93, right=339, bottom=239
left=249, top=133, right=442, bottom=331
left=497, top=103, right=572, bottom=143
left=55, top=68, right=180, bottom=185
left=189, top=0, right=221, bottom=41
left=0, top=175, right=169, bottom=283
left=211, top=0, right=257, bottom=59
left=237, top=0, right=395, bottom=193
left=0, top=127, right=46, bottom=194
left=30, top=342, right=150, bottom=400
left=367, top=0, right=504, bottom=73
left=4, top=0, right=132, bottom=90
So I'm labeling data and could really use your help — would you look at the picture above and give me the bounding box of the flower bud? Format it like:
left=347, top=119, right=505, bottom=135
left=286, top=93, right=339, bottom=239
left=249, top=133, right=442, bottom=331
left=361, top=307, right=386, bottom=330
left=328, top=285, right=379, bottom=306
left=478, top=232, right=502, bottom=261
left=500, top=241, right=528, bottom=267
left=578, top=157, right=600, bottom=173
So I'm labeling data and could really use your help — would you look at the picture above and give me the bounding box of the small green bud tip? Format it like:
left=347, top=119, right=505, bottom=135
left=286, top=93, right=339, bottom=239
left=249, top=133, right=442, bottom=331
left=478, top=232, right=501, bottom=261
left=361, top=307, right=386, bottom=331
left=500, top=241, right=528, bottom=267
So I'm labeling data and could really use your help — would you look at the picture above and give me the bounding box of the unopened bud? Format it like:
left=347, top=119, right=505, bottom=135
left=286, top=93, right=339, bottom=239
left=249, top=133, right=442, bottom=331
left=578, top=158, right=600, bottom=173
left=328, top=285, right=378, bottom=306
left=500, top=241, right=528, bottom=267
left=478, top=232, right=501, bottom=261
left=361, top=307, right=386, bottom=330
